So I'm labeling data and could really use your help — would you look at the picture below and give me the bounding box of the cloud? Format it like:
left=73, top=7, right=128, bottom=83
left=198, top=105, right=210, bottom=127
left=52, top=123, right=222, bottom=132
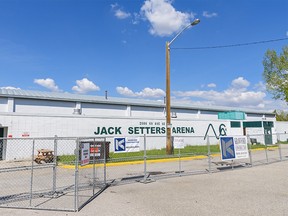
left=202, top=11, right=218, bottom=18
left=0, top=86, right=21, bottom=90
left=207, top=83, right=216, bottom=88
left=111, top=3, right=131, bottom=19
left=231, top=77, right=250, bottom=90
left=174, top=89, right=266, bottom=108
left=254, top=81, right=266, bottom=91
left=132, top=12, right=141, bottom=25
left=34, top=78, right=61, bottom=92
left=72, top=78, right=100, bottom=94
left=117, top=86, right=165, bottom=98
left=116, top=86, right=135, bottom=97
left=173, top=77, right=267, bottom=109
left=140, top=0, right=195, bottom=37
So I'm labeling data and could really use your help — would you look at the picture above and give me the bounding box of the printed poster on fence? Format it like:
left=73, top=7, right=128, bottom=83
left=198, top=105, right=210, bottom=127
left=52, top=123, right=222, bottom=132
left=126, top=137, right=140, bottom=152
left=220, top=136, right=249, bottom=161
left=80, top=142, right=90, bottom=166
left=114, top=137, right=140, bottom=153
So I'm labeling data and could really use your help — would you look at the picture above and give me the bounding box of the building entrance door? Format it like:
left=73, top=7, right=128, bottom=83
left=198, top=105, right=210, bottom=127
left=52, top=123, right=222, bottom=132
left=264, top=127, right=272, bottom=145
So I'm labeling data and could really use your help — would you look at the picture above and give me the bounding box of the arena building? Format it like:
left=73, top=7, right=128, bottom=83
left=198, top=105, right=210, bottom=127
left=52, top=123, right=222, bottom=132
left=0, top=88, right=280, bottom=160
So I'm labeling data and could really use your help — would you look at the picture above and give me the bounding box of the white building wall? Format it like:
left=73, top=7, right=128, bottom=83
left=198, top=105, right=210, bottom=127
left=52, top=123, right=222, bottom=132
left=0, top=98, right=7, bottom=112
left=14, top=98, right=75, bottom=115
left=198, top=110, right=219, bottom=120
left=171, top=109, right=199, bottom=119
left=0, top=91, right=280, bottom=160
left=0, top=113, right=234, bottom=160
left=275, top=121, right=288, bottom=133
left=275, top=121, right=288, bottom=141
left=131, top=106, right=164, bottom=118
left=81, top=103, right=127, bottom=116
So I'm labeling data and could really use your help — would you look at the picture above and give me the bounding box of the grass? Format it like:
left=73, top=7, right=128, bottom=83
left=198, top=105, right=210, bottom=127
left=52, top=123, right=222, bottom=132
left=57, top=143, right=281, bottom=164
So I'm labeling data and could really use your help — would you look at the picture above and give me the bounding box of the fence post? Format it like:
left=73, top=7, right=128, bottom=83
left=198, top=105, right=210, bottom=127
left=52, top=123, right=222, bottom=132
left=92, top=138, right=96, bottom=195
left=178, top=145, right=182, bottom=177
left=143, top=134, right=147, bottom=180
left=277, top=133, right=282, bottom=161
left=247, top=135, right=253, bottom=167
left=104, top=137, right=107, bottom=185
left=140, top=134, right=155, bottom=184
left=264, top=134, right=269, bottom=164
left=74, top=138, right=80, bottom=212
left=53, top=136, right=57, bottom=194
left=29, top=138, right=35, bottom=207
left=207, top=136, right=211, bottom=173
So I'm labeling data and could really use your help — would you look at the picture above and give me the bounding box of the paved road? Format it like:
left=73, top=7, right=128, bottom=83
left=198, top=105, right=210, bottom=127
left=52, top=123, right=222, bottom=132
left=1, top=160, right=288, bottom=216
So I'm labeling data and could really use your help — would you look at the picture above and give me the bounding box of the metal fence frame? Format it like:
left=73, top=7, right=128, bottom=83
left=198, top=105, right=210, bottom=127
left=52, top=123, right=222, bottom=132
left=0, top=137, right=109, bottom=212
left=0, top=133, right=287, bottom=212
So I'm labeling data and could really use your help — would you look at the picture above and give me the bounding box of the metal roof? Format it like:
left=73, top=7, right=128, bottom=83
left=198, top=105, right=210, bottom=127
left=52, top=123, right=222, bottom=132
left=0, top=88, right=274, bottom=115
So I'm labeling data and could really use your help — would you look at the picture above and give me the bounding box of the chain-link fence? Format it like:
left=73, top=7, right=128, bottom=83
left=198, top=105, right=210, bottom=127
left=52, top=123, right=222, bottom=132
left=0, top=134, right=287, bottom=212
left=0, top=137, right=108, bottom=212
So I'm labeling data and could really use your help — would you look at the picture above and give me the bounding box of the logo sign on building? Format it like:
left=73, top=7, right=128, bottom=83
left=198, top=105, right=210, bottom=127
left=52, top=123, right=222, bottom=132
left=173, top=137, right=185, bottom=149
left=220, top=136, right=248, bottom=161
left=80, top=142, right=90, bottom=166
left=114, top=137, right=126, bottom=153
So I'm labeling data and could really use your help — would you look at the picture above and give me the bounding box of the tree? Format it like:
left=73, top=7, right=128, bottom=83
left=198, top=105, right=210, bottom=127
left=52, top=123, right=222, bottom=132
left=263, top=46, right=288, bottom=102
left=273, top=110, right=288, bottom=121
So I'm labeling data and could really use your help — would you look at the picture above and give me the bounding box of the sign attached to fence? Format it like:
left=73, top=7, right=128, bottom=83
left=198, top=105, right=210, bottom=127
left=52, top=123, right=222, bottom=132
left=126, top=137, right=140, bottom=152
left=173, top=137, right=185, bottom=149
left=90, top=144, right=101, bottom=157
left=220, top=136, right=248, bottom=161
left=80, top=142, right=90, bottom=166
left=114, top=137, right=126, bottom=153
left=114, top=137, right=140, bottom=153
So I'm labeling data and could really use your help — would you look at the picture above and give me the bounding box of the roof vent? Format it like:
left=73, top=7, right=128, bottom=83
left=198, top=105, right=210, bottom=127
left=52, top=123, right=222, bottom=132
left=171, top=112, right=177, bottom=118
left=73, top=108, right=82, bottom=115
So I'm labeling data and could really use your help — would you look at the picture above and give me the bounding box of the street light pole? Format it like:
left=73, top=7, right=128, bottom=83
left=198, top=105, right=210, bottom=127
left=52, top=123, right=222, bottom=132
left=165, top=19, right=200, bottom=155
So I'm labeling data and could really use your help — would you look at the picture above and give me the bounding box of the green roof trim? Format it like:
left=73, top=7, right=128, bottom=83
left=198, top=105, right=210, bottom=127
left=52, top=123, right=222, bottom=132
left=218, top=111, right=246, bottom=120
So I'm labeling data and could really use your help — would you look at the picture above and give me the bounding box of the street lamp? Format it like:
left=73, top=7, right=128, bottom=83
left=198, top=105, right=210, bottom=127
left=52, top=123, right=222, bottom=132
left=165, top=19, right=200, bottom=155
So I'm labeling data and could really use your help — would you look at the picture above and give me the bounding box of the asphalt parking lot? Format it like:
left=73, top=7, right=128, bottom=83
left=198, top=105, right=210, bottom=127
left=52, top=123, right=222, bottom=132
left=1, top=159, right=288, bottom=216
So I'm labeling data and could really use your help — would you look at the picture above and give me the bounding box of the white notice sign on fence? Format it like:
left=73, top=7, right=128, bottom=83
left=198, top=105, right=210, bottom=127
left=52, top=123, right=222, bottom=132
left=126, top=137, right=140, bottom=152
left=173, top=137, right=185, bottom=149
left=80, top=142, right=90, bottom=166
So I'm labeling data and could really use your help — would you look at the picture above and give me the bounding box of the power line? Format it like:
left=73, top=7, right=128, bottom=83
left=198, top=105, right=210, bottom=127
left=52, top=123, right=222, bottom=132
left=171, top=38, right=288, bottom=50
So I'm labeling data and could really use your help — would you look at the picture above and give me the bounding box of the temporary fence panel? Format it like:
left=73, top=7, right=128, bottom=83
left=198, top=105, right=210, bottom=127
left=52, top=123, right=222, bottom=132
left=0, top=133, right=287, bottom=212
left=0, top=137, right=108, bottom=212
left=104, top=136, right=146, bottom=184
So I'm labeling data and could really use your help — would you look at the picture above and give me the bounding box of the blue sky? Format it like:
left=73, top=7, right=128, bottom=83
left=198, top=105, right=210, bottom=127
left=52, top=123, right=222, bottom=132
left=0, top=0, right=287, bottom=111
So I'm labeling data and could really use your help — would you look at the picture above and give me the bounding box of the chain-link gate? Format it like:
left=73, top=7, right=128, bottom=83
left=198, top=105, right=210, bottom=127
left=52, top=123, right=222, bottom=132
left=0, top=137, right=109, bottom=212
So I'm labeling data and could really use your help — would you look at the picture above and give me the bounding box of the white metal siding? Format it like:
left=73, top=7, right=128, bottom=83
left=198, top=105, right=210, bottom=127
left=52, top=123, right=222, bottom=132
left=14, top=98, right=75, bottom=115
left=0, top=98, right=7, bottom=112
left=131, top=106, right=164, bottom=118
left=81, top=103, right=127, bottom=116
left=172, top=109, right=199, bottom=119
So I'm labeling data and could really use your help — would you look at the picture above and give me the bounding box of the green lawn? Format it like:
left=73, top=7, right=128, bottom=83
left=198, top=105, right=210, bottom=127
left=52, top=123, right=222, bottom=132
left=57, top=143, right=278, bottom=164
left=57, top=144, right=219, bottom=163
